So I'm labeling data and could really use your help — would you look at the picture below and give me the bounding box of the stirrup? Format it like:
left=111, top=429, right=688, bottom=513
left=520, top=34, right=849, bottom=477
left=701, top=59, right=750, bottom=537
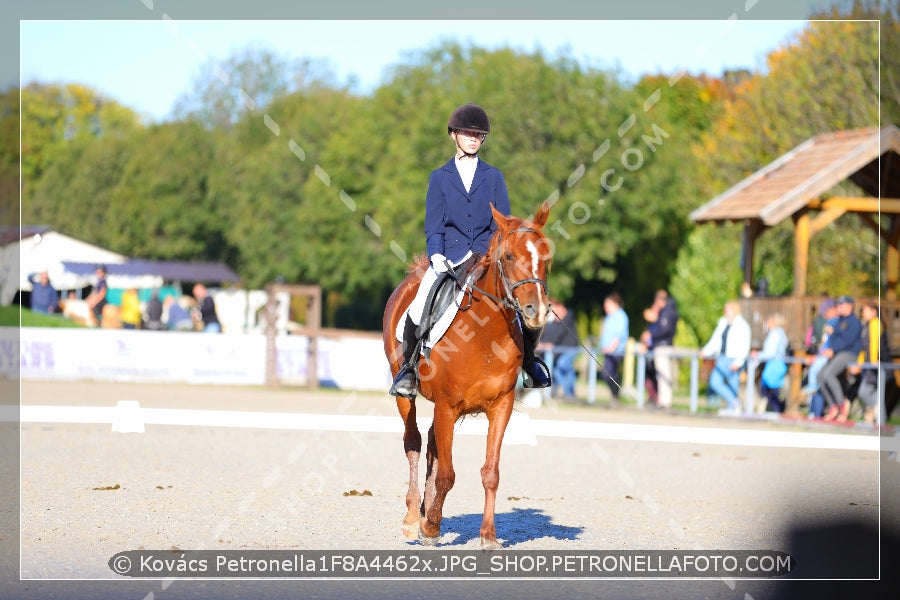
left=389, top=363, right=418, bottom=399
left=522, top=357, right=551, bottom=389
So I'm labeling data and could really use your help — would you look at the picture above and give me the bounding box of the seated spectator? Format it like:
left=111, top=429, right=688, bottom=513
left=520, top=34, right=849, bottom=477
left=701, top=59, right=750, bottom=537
left=165, top=296, right=194, bottom=331
left=805, top=297, right=833, bottom=355
left=818, top=296, right=863, bottom=422
left=751, top=313, right=789, bottom=413
left=802, top=298, right=838, bottom=398
left=700, top=300, right=751, bottom=414
left=847, top=300, right=890, bottom=424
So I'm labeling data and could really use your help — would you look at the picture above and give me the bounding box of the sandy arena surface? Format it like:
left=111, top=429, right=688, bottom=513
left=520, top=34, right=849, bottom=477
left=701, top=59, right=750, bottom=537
left=3, top=379, right=898, bottom=599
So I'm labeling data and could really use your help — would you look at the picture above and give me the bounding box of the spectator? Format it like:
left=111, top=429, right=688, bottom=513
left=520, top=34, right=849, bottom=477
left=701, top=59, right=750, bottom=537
left=802, top=299, right=838, bottom=399
left=818, top=296, right=863, bottom=422
left=598, top=292, right=629, bottom=405
left=29, top=271, right=57, bottom=314
left=751, top=313, right=790, bottom=413
left=537, top=301, right=580, bottom=400
left=700, top=300, right=752, bottom=414
left=165, top=296, right=194, bottom=331
left=806, top=297, right=835, bottom=355
left=639, top=289, right=678, bottom=408
left=119, top=287, right=142, bottom=330
left=846, top=300, right=888, bottom=424
left=192, top=284, right=221, bottom=333
left=85, top=265, right=108, bottom=327
left=145, top=290, right=164, bottom=331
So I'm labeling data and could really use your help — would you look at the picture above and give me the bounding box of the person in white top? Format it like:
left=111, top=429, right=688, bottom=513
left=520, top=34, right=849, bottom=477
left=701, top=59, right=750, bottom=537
left=700, top=299, right=752, bottom=413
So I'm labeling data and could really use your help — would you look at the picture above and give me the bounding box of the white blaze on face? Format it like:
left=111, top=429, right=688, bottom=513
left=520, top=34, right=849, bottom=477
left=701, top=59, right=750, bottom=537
left=525, top=240, right=547, bottom=319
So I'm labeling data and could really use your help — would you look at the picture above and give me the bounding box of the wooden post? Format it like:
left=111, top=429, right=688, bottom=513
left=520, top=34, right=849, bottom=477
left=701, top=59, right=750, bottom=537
left=307, top=286, right=321, bottom=390
left=264, top=283, right=322, bottom=389
left=740, top=222, right=754, bottom=289
left=740, top=220, right=765, bottom=291
left=888, top=244, right=899, bottom=301
left=793, top=209, right=810, bottom=296
left=888, top=215, right=900, bottom=300
left=264, top=284, right=279, bottom=387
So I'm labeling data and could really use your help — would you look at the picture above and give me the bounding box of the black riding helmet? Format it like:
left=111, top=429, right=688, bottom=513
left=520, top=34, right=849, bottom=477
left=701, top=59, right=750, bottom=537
left=447, top=103, right=490, bottom=135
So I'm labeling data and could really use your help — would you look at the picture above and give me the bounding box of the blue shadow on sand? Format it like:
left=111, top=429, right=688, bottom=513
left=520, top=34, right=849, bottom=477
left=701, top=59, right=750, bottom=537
left=407, top=507, right=583, bottom=547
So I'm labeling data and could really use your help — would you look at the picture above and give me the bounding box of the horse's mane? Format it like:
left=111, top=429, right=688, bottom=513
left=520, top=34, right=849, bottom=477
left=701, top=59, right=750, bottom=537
left=409, top=254, right=430, bottom=273
left=407, top=251, right=491, bottom=275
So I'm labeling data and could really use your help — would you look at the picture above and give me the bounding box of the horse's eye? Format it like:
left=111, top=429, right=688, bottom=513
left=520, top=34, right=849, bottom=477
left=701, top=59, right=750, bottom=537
left=505, top=252, right=515, bottom=261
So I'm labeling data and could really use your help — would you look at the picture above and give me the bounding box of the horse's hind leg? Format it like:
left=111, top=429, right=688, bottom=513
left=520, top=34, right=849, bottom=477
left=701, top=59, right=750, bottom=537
left=396, top=396, right=422, bottom=540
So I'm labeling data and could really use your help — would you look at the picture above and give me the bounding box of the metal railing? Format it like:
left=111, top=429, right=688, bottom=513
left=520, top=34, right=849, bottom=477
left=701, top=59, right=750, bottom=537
left=540, top=345, right=896, bottom=424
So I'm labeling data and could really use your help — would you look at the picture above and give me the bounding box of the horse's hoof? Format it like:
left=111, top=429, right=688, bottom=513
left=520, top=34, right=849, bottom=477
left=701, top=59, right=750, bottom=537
left=418, top=527, right=439, bottom=546
left=480, top=537, right=503, bottom=550
left=401, top=522, right=418, bottom=541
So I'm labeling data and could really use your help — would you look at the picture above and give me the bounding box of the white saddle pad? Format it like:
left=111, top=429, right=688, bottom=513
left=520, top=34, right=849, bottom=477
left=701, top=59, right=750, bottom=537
left=395, top=275, right=473, bottom=350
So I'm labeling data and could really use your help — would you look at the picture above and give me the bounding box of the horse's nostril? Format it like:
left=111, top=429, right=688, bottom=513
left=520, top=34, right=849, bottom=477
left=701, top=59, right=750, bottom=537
left=523, top=304, right=537, bottom=319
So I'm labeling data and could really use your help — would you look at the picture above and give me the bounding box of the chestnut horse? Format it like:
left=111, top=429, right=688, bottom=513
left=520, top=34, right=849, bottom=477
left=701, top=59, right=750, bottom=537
left=382, top=202, right=552, bottom=550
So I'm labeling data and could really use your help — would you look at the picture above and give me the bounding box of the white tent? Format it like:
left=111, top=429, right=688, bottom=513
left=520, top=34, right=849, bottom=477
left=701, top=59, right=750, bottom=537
left=0, top=230, right=127, bottom=305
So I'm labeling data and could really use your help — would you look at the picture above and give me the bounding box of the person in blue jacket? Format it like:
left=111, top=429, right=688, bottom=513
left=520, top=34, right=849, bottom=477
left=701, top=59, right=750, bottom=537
left=29, top=271, right=58, bottom=314
left=390, top=103, right=551, bottom=398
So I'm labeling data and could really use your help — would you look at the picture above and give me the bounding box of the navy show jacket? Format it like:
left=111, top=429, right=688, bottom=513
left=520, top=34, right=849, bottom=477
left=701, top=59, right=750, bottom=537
left=424, top=157, right=511, bottom=264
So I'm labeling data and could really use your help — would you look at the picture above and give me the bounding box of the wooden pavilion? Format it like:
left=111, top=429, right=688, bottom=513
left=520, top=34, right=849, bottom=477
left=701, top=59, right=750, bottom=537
left=689, top=124, right=900, bottom=352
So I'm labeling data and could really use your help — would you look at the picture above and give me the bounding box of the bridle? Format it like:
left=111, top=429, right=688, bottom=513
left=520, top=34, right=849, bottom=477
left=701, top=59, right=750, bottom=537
left=445, top=226, right=549, bottom=317
left=494, top=226, right=550, bottom=314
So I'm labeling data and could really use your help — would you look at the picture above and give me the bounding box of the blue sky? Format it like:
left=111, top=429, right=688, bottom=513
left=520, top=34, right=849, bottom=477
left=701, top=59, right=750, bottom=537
left=20, top=19, right=806, bottom=123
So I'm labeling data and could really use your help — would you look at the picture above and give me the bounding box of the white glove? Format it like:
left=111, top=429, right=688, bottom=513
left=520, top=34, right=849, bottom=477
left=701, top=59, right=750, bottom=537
left=430, top=253, right=450, bottom=273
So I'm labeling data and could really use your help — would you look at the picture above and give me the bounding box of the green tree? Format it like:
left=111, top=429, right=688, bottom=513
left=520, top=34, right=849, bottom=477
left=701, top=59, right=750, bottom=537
left=0, top=88, right=18, bottom=230
left=109, top=121, right=232, bottom=261
left=20, top=82, right=140, bottom=196
left=172, top=46, right=343, bottom=130
left=209, top=87, right=367, bottom=286
left=817, top=0, right=899, bottom=124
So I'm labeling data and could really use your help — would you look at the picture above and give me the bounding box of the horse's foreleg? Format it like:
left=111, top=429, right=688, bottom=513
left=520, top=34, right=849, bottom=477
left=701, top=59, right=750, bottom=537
left=479, top=399, right=514, bottom=550
left=420, top=407, right=456, bottom=545
left=422, top=423, right=437, bottom=518
left=396, top=396, right=422, bottom=540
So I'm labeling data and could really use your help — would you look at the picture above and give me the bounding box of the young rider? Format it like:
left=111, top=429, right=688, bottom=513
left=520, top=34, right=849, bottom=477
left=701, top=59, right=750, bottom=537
left=389, top=103, right=551, bottom=398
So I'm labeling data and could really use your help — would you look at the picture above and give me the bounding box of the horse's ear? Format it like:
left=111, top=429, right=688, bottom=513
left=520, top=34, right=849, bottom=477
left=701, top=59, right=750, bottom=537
left=532, top=201, right=551, bottom=228
left=490, top=203, right=511, bottom=229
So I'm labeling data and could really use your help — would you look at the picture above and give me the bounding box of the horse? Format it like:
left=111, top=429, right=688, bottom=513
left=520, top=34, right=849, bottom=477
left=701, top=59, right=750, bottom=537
left=382, top=201, right=552, bottom=550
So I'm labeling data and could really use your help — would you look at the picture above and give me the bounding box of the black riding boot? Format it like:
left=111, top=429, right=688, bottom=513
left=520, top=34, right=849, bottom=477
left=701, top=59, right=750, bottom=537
left=522, top=326, right=551, bottom=388
left=389, top=316, right=421, bottom=398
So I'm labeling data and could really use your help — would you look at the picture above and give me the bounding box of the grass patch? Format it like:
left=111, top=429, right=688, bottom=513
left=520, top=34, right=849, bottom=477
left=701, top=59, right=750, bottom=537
left=0, top=305, right=86, bottom=328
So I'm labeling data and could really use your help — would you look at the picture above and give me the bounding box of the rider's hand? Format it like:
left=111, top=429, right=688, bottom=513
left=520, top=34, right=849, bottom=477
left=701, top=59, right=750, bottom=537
left=431, top=254, right=449, bottom=273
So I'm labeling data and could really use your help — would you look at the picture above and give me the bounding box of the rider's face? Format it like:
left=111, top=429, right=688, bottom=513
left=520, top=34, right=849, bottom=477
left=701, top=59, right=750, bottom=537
left=452, top=130, right=484, bottom=154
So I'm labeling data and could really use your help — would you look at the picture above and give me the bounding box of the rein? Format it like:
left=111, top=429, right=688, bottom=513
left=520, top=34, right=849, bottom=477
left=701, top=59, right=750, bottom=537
left=446, top=226, right=549, bottom=317
left=547, top=305, right=621, bottom=395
